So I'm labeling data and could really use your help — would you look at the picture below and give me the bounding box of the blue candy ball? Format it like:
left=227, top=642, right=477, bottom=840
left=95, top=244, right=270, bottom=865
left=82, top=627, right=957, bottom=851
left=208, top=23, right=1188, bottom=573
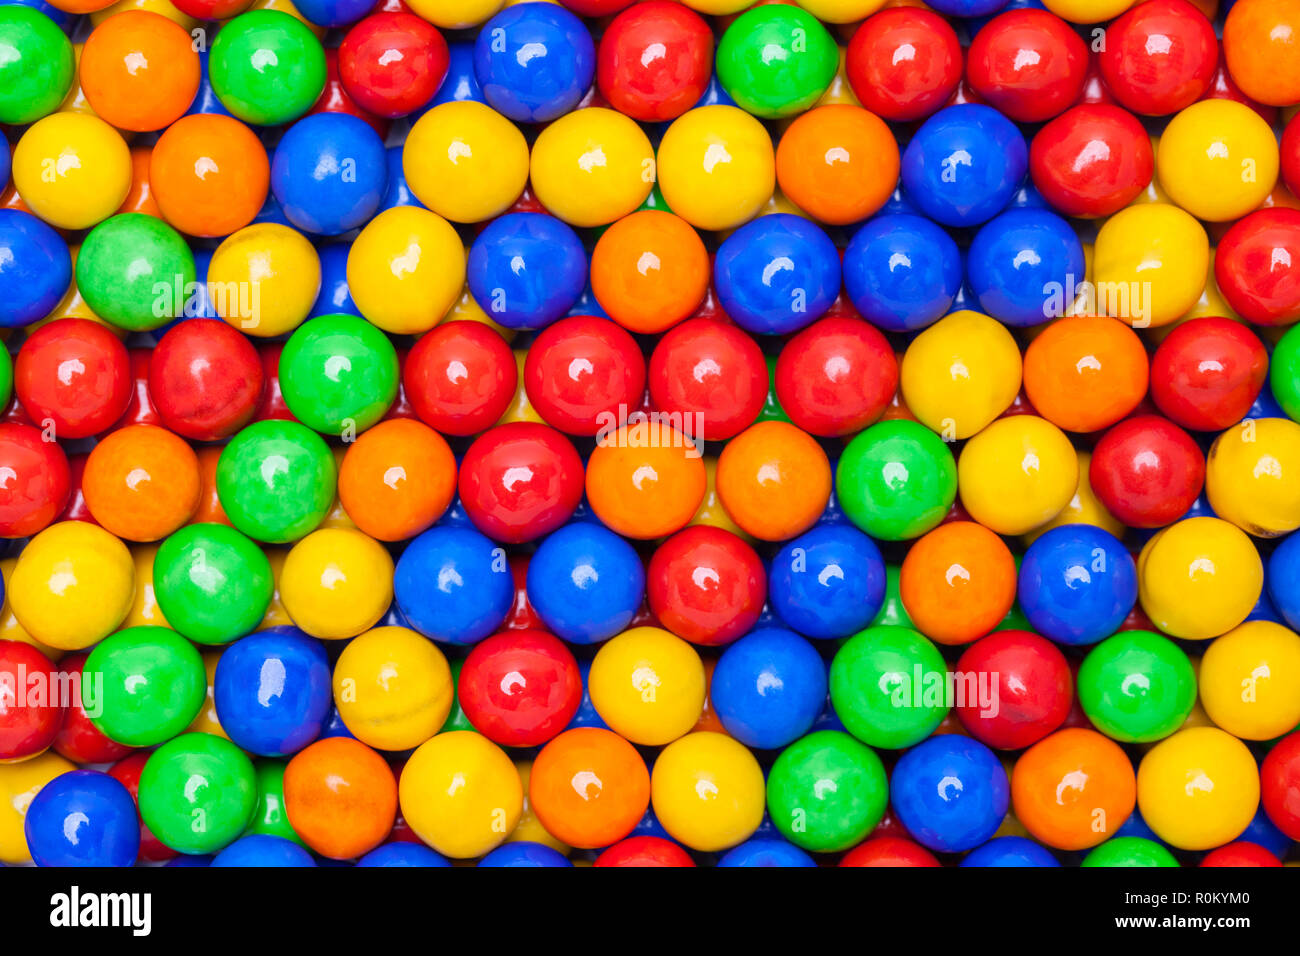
left=24, top=771, right=140, bottom=867
left=527, top=522, right=645, bottom=644
left=891, top=736, right=1009, bottom=853
left=717, top=838, right=818, bottom=867
left=211, top=834, right=318, bottom=867
left=769, top=524, right=886, bottom=640
left=0, top=209, right=71, bottom=328
left=311, top=241, right=361, bottom=318
left=467, top=212, right=587, bottom=330
left=393, top=525, right=513, bottom=644
left=711, top=627, right=827, bottom=750
left=1018, top=525, right=1138, bottom=646
left=843, top=214, right=962, bottom=332
left=1268, top=531, right=1300, bottom=632
left=474, top=3, right=595, bottom=123
left=357, top=842, right=453, bottom=866
left=714, top=214, right=841, bottom=336
left=960, top=835, right=1060, bottom=867
left=478, top=841, right=572, bottom=867
left=968, top=209, right=1085, bottom=327
left=271, top=113, right=388, bottom=236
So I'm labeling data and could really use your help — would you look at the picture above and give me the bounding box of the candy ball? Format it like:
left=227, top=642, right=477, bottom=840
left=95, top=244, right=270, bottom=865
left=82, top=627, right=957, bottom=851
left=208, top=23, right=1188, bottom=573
left=150, top=114, right=270, bottom=238
left=212, top=833, right=315, bottom=867
left=892, top=735, right=1009, bottom=853
left=656, top=106, right=775, bottom=232
left=1158, top=99, right=1279, bottom=222
left=1090, top=416, right=1204, bottom=529
left=348, top=207, right=465, bottom=335
left=1091, top=203, right=1209, bottom=328
left=271, top=113, right=387, bottom=236
left=467, top=213, right=587, bottom=331
left=149, top=319, right=263, bottom=441
left=284, top=736, right=396, bottom=859
left=0, top=640, right=63, bottom=761
left=333, top=625, right=453, bottom=751
left=0, top=5, right=74, bottom=125
left=82, top=424, right=199, bottom=542
left=715, top=4, right=837, bottom=118
left=1099, top=0, right=1217, bottom=116
left=209, top=10, right=326, bottom=126
left=591, top=211, right=709, bottom=335
left=646, top=526, right=765, bottom=647
left=80, top=10, right=198, bottom=132
left=589, top=626, right=705, bottom=746
left=279, top=314, right=398, bottom=436
left=474, top=2, right=593, bottom=123
left=24, top=770, right=139, bottom=867
left=1260, top=730, right=1300, bottom=839
left=1030, top=104, right=1154, bottom=218
left=829, top=625, right=948, bottom=749
left=1224, top=0, right=1300, bottom=107
left=215, top=628, right=332, bottom=756
left=337, top=419, right=456, bottom=542
left=0, top=210, right=71, bottom=328
left=1207, top=417, right=1300, bottom=538
left=769, top=524, right=884, bottom=640
left=1082, top=836, right=1179, bottom=867
left=0, top=423, right=69, bottom=537
left=955, top=630, right=1073, bottom=750
left=404, top=321, right=516, bottom=436
left=765, top=729, right=887, bottom=852
left=1216, top=209, right=1300, bottom=326
left=845, top=7, right=961, bottom=122
left=217, top=420, right=336, bottom=544
left=1077, top=630, right=1196, bottom=742
left=966, top=209, right=1085, bottom=327
left=529, top=107, right=654, bottom=228
left=842, top=213, right=963, bottom=333
left=280, top=528, right=393, bottom=640
left=403, top=101, right=529, bottom=224
left=1012, top=728, right=1136, bottom=850
left=139, top=732, right=257, bottom=855
left=1138, top=517, right=1263, bottom=640
left=1199, top=620, right=1300, bottom=740
left=76, top=213, right=195, bottom=331
left=650, top=731, right=764, bottom=852
left=459, top=422, right=584, bottom=543
left=527, top=522, right=643, bottom=644
left=647, top=317, right=766, bottom=440
left=394, top=525, right=512, bottom=644
left=16, top=318, right=131, bottom=439
left=12, top=112, right=131, bottom=231
left=958, top=416, right=1078, bottom=536
left=710, top=628, right=825, bottom=749
left=529, top=727, right=649, bottom=849
left=586, top=421, right=705, bottom=539
left=523, top=316, right=645, bottom=435
left=596, top=1, right=712, bottom=122
left=338, top=11, right=448, bottom=118
left=966, top=8, right=1087, bottom=123
left=902, top=521, right=1016, bottom=646
left=1018, top=525, right=1137, bottom=645
left=1137, top=726, right=1260, bottom=851
left=836, top=419, right=958, bottom=540
left=154, top=523, right=273, bottom=644
left=776, top=104, right=898, bottom=225
left=1023, top=315, right=1149, bottom=434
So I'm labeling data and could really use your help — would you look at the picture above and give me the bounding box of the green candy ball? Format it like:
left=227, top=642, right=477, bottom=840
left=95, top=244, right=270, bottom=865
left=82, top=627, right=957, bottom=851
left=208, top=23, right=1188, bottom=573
left=243, top=760, right=305, bottom=846
left=829, top=625, right=949, bottom=749
left=154, top=523, right=274, bottom=645
left=1082, top=836, right=1179, bottom=868
left=837, top=419, right=958, bottom=540
left=209, top=10, right=326, bottom=126
left=715, top=5, right=838, bottom=119
left=83, top=626, right=206, bottom=747
left=139, top=732, right=258, bottom=855
left=216, top=420, right=337, bottom=544
left=1078, top=630, right=1196, bottom=743
left=279, top=314, right=399, bottom=436
left=75, top=214, right=196, bottom=331
left=0, top=6, right=74, bottom=126
left=766, top=730, right=887, bottom=853
left=1271, top=323, right=1300, bottom=422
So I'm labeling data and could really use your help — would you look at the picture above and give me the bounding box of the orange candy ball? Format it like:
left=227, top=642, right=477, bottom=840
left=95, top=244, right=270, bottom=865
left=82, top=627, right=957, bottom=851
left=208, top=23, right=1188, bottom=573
left=338, top=418, right=457, bottom=542
left=82, top=424, right=200, bottom=542
left=283, top=737, right=397, bottom=861
left=79, top=12, right=200, bottom=132
left=590, top=211, right=710, bottom=334
left=899, top=520, right=1016, bottom=645
left=716, top=421, right=831, bottom=542
left=1224, top=0, right=1300, bottom=107
left=1022, top=315, right=1149, bottom=433
left=528, top=727, right=651, bottom=849
left=775, top=104, right=899, bottom=225
left=1012, top=727, right=1137, bottom=851
left=150, top=114, right=270, bottom=238
left=585, top=420, right=706, bottom=539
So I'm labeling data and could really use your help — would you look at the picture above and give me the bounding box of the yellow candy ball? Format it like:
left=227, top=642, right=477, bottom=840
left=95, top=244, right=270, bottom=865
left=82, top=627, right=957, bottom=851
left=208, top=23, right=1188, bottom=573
left=657, top=106, right=775, bottom=232
left=208, top=223, right=320, bottom=338
left=958, top=416, right=1079, bottom=536
left=589, top=626, right=706, bottom=746
left=333, top=625, right=453, bottom=751
left=1199, top=620, right=1300, bottom=741
left=1206, top=417, right=1300, bottom=538
left=279, top=528, right=394, bottom=640
left=530, top=107, right=655, bottom=228
left=348, top=206, right=466, bottom=335
left=404, top=0, right=503, bottom=29
left=1137, top=517, right=1263, bottom=640
left=1041, top=0, right=1135, bottom=22
left=0, top=558, right=63, bottom=662
left=650, top=731, right=765, bottom=852
left=796, top=0, right=886, bottom=25
left=1092, top=203, right=1209, bottom=328
left=12, top=112, right=131, bottom=230
left=1137, top=726, right=1259, bottom=851
left=1158, top=100, right=1279, bottom=223
left=404, top=102, right=530, bottom=224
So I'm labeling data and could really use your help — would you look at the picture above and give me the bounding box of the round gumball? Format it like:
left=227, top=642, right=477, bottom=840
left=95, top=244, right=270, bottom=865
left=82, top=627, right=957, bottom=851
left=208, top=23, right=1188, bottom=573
left=1090, top=416, right=1204, bottom=529
left=209, top=10, right=326, bottom=126
left=271, top=113, right=387, bottom=236
left=51, top=653, right=135, bottom=765
left=845, top=7, right=961, bottom=122
left=892, top=736, right=1008, bottom=853
left=836, top=419, right=957, bottom=541
left=588, top=626, right=705, bottom=746
left=16, top=318, right=130, bottom=439
left=1092, top=203, right=1208, bottom=327
left=1023, top=315, right=1149, bottom=433
left=769, top=524, right=884, bottom=641
left=150, top=114, right=270, bottom=238
left=1223, top=0, right=1300, bottom=107
left=966, top=8, right=1087, bottom=122
left=82, top=424, right=199, bottom=542
left=596, top=1, right=711, bottom=122
left=775, top=105, right=899, bottom=225
left=595, top=835, right=695, bottom=867
left=829, top=625, right=948, bottom=749
left=81, top=626, right=204, bottom=748
left=774, top=317, right=897, bottom=437
left=956, top=631, right=1073, bottom=750
left=154, top=523, right=272, bottom=645
left=1030, top=104, right=1154, bottom=218
left=961, top=836, right=1060, bottom=867
left=207, top=223, right=321, bottom=338
left=0, top=641, right=63, bottom=761
left=840, top=836, right=941, bottom=867
left=458, top=423, right=583, bottom=544
left=1207, top=418, right=1300, bottom=537
left=899, top=310, right=1022, bottom=439
left=338, top=419, right=456, bottom=541
left=24, top=771, right=139, bottom=867
left=656, top=106, right=774, bottom=232
left=710, top=628, right=826, bottom=750
left=958, top=416, right=1078, bottom=536
left=716, top=4, right=836, bottom=118
left=332, top=626, right=452, bottom=751
left=10, top=521, right=134, bottom=651
left=217, top=420, right=336, bottom=544
left=0, top=210, right=71, bottom=328
left=0, top=423, right=70, bottom=537
left=75, top=214, right=195, bottom=331
left=339, top=12, right=448, bottom=119
left=646, top=526, right=764, bottom=647
left=1138, top=727, right=1259, bottom=851
left=458, top=630, right=580, bottom=748
left=529, top=727, right=649, bottom=849
left=647, top=317, right=766, bottom=441
left=393, top=523, right=512, bottom=644
left=404, top=321, right=515, bottom=436
left=586, top=421, right=705, bottom=539
left=80, top=11, right=198, bottom=131
left=528, top=107, right=654, bottom=228
left=1158, top=100, right=1278, bottom=222
left=716, top=421, right=830, bottom=542
left=12, top=113, right=132, bottom=230
left=526, top=523, right=643, bottom=645
left=591, top=211, right=709, bottom=335
left=478, top=841, right=570, bottom=867
left=1216, top=209, right=1300, bottom=326
left=1201, top=842, right=1282, bottom=867
left=403, top=101, right=528, bottom=223
left=900, top=521, right=1016, bottom=645
left=714, top=214, right=839, bottom=337
left=523, top=316, right=645, bottom=436
left=1138, top=517, right=1263, bottom=640
left=474, top=2, right=592, bottom=122
left=399, top=731, right=522, bottom=859
left=1099, top=0, right=1217, bottom=116
left=1018, top=525, right=1137, bottom=645
left=1199, top=620, right=1300, bottom=740
left=279, top=528, right=393, bottom=640
left=650, top=731, right=764, bottom=852
left=1077, top=631, right=1196, bottom=742
left=1082, top=836, right=1179, bottom=867
left=215, top=628, right=331, bottom=756
left=1012, top=728, right=1136, bottom=850
left=212, top=834, right=315, bottom=867
left=901, top=104, right=1027, bottom=228
left=149, top=320, right=262, bottom=442
left=139, top=732, right=257, bottom=855
left=0, top=5, right=74, bottom=125
left=358, top=843, right=451, bottom=866
left=278, top=314, right=398, bottom=436
left=842, top=214, right=962, bottom=332
left=467, top=213, right=586, bottom=331
left=766, top=730, right=887, bottom=853
left=718, top=838, right=816, bottom=868
left=967, top=210, right=1084, bottom=327
left=284, top=736, right=396, bottom=859
left=1261, top=731, right=1300, bottom=839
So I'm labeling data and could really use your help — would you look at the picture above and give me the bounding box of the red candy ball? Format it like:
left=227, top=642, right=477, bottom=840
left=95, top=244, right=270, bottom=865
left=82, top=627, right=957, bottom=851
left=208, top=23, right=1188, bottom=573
left=15, top=318, right=131, bottom=439
left=840, top=836, right=941, bottom=867
left=646, top=525, right=765, bottom=647
left=775, top=316, right=897, bottom=438
left=594, top=835, right=695, bottom=866
left=149, top=318, right=264, bottom=441
left=846, top=8, right=962, bottom=122
left=51, top=652, right=135, bottom=765
left=954, top=630, right=1073, bottom=751
left=1150, top=317, right=1269, bottom=432
left=170, top=0, right=250, bottom=18
left=404, top=321, right=517, bottom=437
left=457, top=629, right=581, bottom=748
left=966, top=9, right=1088, bottom=123
left=596, top=0, right=713, bottom=123
left=457, top=423, right=584, bottom=543
left=1029, top=104, right=1154, bottom=218
left=1090, top=415, right=1206, bottom=528
left=648, top=317, right=767, bottom=442
left=523, top=316, right=646, bottom=436
left=339, top=12, right=450, bottom=119
left=1200, top=842, right=1282, bottom=867
left=1097, top=0, right=1218, bottom=116
left=0, top=422, right=71, bottom=537
left=0, top=641, right=64, bottom=762
left=1261, top=730, right=1300, bottom=840
left=1215, top=209, right=1300, bottom=326
left=107, top=751, right=177, bottom=863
